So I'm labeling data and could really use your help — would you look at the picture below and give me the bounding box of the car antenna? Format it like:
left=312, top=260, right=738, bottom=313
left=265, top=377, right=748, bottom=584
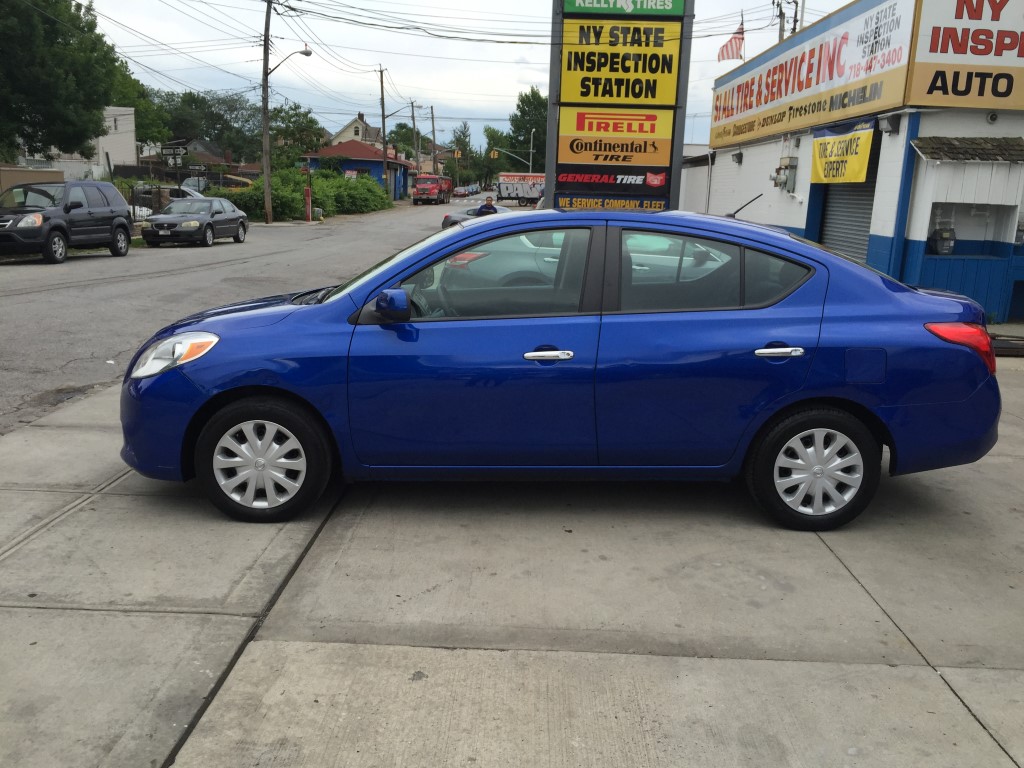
left=725, top=194, right=762, bottom=218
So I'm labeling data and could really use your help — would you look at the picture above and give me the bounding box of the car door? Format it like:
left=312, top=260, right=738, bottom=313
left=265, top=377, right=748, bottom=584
left=595, top=226, right=827, bottom=467
left=82, top=185, right=114, bottom=244
left=210, top=199, right=232, bottom=237
left=63, top=186, right=95, bottom=244
left=348, top=226, right=603, bottom=468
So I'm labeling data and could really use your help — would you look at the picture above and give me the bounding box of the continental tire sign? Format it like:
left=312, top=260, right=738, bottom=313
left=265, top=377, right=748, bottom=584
left=552, top=0, right=691, bottom=211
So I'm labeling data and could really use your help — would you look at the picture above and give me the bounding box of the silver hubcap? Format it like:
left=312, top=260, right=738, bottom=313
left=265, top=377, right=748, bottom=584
left=773, top=428, right=864, bottom=516
left=212, top=419, right=307, bottom=509
left=53, top=238, right=66, bottom=258
left=238, top=225, right=245, bottom=240
left=205, top=228, right=213, bottom=244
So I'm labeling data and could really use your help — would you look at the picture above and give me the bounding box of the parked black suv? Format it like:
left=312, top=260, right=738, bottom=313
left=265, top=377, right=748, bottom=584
left=0, top=180, right=133, bottom=264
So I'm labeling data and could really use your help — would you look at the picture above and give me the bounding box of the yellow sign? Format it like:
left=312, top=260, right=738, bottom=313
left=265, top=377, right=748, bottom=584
left=562, top=19, right=681, bottom=105
left=810, top=126, right=874, bottom=184
left=558, top=106, right=673, bottom=166
left=710, top=0, right=913, bottom=148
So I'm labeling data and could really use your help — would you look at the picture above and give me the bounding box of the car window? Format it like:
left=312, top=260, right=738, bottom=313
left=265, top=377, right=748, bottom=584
left=83, top=187, right=108, bottom=208
left=744, top=248, right=811, bottom=305
left=212, top=199, right=225, bottom=214
left=2, top=184, right=66, bottom=207
left=621, top=231, right=741, bottom=311
left=619, top=231, right=810, bottom=312
left=398, top=228, right=592, bottom=320
left=66, top=186, right=87, bottom=207
left=164, top=200, right=212, bottom=215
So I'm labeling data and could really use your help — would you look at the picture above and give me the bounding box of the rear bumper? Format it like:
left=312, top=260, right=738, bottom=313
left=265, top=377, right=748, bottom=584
left=882, top=375, right=1001, bottom=475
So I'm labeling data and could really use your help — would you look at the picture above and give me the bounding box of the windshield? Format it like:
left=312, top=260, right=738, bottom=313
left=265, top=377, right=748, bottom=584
left=0, top=184, right=66, bottom=208
left=163, top=200, right=212, bottom=215
left=322, top=228, right=455, bottom=304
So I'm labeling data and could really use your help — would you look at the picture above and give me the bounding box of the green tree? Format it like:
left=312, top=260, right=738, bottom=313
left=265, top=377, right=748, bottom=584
left=386, top=122, right=417, bottom=160
left=0, top=0, right=121, bottom=162
left=153, top=90, right=261, bottom=162
left=269, top=103, right=324, bottom=170
left=109, top=61, right=170, bottom=146
left=508, top=86, right=548, bottom=171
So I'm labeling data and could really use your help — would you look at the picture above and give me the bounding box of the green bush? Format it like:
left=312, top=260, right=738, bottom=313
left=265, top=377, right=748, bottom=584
left=211, top=170, right=392, bottom=221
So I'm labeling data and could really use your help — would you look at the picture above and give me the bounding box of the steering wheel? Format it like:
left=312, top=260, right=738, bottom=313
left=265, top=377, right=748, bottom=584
left=407, top=286, right=431, bottom=318
left=437, top=283, right=459, bottom=317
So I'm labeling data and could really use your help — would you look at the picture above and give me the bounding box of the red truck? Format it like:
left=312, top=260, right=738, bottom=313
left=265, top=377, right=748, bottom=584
left=412, top=174, right=452, bottom=205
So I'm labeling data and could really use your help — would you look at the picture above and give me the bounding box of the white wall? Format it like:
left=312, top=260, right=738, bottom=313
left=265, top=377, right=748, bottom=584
left=906, top=110, right=1024, bottom=242
left=869, top=123, right=911, bottom=239
left=706, top=135, right=811, bottom=231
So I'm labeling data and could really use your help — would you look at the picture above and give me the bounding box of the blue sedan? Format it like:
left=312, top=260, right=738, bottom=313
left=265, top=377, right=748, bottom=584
left=120, top=210, right=1000, bottom=530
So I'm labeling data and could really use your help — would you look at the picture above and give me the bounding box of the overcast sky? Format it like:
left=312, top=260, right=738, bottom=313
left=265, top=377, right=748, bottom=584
left=88, top=0, right=851, bottom=147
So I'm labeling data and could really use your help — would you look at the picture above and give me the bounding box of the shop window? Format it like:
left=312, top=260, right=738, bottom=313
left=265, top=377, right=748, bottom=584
left=927, top=203, right=1018, bottom=257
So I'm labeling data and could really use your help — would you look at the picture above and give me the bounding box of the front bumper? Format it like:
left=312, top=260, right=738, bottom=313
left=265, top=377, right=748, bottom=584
left=120, top=368, right=207, bottom=481
left=142, top=228, right=203, bottom=244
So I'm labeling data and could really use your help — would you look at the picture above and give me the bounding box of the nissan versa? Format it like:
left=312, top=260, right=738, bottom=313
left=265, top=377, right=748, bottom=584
left=120, top=210, right=1000, bottom=531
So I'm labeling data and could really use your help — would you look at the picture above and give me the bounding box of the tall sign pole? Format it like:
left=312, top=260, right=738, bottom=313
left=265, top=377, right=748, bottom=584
left=548, top=0, right=693, bottom=212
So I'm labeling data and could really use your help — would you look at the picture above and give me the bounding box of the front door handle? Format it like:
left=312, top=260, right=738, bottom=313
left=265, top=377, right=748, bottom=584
left=755, top=346, right=805, bottom=358
left=524, top=350, right=574, bottom=361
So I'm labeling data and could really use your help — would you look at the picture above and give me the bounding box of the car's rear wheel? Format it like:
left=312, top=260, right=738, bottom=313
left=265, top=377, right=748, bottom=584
left=746, top=408, right=880, bottom=531
left=233, top=222, right=246, bottom=243
left=195, top=398, right=332, bottom=523
left=109, top=227, right=130, bottom=257
left=42, top=231, right=68, bottom=264
left=201, top=225, right=215, bottom=247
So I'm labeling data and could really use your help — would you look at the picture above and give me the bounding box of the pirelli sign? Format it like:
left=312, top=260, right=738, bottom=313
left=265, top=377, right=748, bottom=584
left=548, top=0, right=693, bottom=211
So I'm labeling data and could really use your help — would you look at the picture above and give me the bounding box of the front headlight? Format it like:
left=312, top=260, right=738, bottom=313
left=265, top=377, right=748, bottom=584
left=16, top=213, right=43, bottom=228
left=179, top=220, right=201, bottom=230
left=130, top=331, right=219, bottom=379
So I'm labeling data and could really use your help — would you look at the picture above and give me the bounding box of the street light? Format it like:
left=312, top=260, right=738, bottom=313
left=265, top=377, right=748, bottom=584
left=261, top=44, right=312, bottom=224
left=529, top=128, right=536, bottom=173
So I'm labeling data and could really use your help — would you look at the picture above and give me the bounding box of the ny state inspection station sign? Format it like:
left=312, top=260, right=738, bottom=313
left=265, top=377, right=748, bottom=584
left=551, top=0, right=692, bottom=211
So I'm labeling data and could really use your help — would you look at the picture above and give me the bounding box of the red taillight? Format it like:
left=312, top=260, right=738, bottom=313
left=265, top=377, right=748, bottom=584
left=446, top=251, right=486, bottom=269
left=925, top=322, right=996, bottom=374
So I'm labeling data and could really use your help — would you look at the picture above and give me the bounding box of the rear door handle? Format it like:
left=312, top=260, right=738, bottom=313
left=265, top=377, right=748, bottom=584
left=524, top=350, right=574, bottom=361
left=755, top=347, right=805, bottom=358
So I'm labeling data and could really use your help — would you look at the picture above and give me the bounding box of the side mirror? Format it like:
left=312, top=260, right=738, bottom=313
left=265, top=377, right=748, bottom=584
left=65, top=201, right=83, bottom=212
left=374, top=289, right=412, bottom=323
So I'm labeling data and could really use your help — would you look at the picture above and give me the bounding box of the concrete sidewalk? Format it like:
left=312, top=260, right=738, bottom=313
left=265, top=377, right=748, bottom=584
left=1, top=358, right=1022, bottom=767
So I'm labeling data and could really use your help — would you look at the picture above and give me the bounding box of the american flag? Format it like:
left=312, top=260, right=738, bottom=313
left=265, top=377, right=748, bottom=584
left=717, top=18, right=745, bottom=62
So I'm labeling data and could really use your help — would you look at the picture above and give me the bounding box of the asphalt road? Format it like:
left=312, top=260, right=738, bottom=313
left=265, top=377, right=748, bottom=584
left=0, top=201, right=445, bottom=435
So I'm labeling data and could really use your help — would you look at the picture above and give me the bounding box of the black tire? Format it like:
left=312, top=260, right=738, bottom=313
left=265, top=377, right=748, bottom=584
left=195, top=397, right=333, bottom=523
left=42, top=230, right=68, bottom=264
left=233, top=222, right=246, bottom=243
left=745, top=408, right=880, bottom=531
left=413, top=200, right=419, bottom=206
left=201, top=225, right=215, bottom=247
left=109, top=227, right=130, bottom=257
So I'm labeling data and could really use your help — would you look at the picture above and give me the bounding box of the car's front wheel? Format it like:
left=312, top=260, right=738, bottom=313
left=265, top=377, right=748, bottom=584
left=43, top=230, right=68, bottom=264
left=109, top=227, right=130, bottom=257
left=233, top=222, right=246, bottom=243
left=195, top=397, right=333, bottom=523
left=201, top=225, right=215, bottom=247
left=746, top=408, right=880, bottom=531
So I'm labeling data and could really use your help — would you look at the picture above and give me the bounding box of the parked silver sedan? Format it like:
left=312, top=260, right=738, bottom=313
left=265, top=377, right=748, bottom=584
left=441, top=204, right=512, bottom=229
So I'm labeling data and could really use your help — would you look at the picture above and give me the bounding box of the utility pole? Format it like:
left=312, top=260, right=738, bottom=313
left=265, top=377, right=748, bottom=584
left=410, top=100, right=420, bottom=172
left=379, top=66, right=387, bottom=157
left=261, top=0, right=273, bottom=224
left=430, top=106, right=438, bottom=174
left=776, top=0, right=785, bottom=43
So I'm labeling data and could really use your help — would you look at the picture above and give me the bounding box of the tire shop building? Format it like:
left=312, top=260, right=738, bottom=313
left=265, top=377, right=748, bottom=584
left=702, top=0, right=1024, bottom=322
